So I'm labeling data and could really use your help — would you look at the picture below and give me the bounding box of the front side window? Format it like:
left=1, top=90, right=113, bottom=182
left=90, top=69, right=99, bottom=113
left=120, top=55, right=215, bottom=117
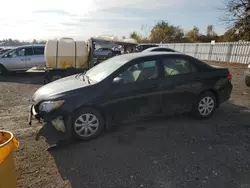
left=6, top=48, right=25, bottom=58
left=85, top=56, right=128, bottom=83
left=163, top=57, right=198, bottom=76
left=115, top=60, right=158, bottom=84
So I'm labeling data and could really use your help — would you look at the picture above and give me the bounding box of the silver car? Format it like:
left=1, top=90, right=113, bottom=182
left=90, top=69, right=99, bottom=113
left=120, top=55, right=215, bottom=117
left=0, top=44, right=45, bottom=75
left=94, top=48, right=113, bottom=57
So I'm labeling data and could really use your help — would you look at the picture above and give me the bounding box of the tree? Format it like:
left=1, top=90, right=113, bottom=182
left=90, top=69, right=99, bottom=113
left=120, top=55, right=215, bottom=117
left=149, top=20, right=184, bottom=43
left=206, top=25, right=217, bottom=37
left=186, top=26, right=200, bottom=42
left=129, top=31, right=141, bottom=42
left=222, top=0, right=250, bottom=41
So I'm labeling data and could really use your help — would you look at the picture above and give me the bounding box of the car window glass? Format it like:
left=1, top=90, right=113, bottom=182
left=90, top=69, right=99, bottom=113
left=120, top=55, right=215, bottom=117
left=33, top=47, right=44, bottom=55
left=7, top=48, right=24, bottom=58
left=163, top=57, right=197, bottom=76
left=24, top=48, right=33, bottom=56
left=116, top=60, right=158, bottom=84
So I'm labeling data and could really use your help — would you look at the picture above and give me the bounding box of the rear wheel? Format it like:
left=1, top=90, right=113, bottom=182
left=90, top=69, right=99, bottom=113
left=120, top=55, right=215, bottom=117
left=192, top=91, right=216, bottom=119
left=245, top=76, right=250, bottom=87
left=72, top=108, right=104, bottom=140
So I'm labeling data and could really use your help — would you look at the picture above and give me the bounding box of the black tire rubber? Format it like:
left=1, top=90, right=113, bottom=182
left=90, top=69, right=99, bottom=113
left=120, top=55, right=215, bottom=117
left=245, top=76, right=250, bottom=87
left=0, top=64, right=7, bottom=75
left=71, top=107, right=104, bottom=140
left=192, top=91, right=217, bottom=119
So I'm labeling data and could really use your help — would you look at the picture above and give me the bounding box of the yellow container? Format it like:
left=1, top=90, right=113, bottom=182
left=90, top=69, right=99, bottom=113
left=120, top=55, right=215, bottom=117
left=0, top=131, right=19, bottom=188
left=45, top=38, right=89, bottom=69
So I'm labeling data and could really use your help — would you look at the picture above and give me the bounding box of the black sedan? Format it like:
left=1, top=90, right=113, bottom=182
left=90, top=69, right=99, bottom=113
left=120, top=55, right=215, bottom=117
left=29, top=52, right=233, bottom=141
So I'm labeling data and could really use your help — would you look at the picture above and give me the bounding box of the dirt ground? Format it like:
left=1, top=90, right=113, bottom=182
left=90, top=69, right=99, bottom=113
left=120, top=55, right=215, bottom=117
left=0, top=61, right=250, bottom=188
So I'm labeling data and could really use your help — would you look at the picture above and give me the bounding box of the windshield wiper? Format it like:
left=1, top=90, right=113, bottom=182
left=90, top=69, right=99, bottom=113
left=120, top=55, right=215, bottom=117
left=75, top=72, right=85, bottom=81
left=84, top=75, right=91, bottom=84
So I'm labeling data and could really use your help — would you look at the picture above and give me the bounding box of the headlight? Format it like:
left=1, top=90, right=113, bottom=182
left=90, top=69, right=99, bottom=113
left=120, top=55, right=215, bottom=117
left=39, top=100, right=64, bottom=113
left=248, top=64, right=250, bottom=69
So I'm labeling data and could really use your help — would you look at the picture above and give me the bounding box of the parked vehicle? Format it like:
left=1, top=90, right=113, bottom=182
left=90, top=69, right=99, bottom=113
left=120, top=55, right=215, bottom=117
left=0, top=44, right=45, bottom=75
left=142, top=47, right=177, bottom=52
left=29, top=52, right=232, bottom=141
left=245, top=64, right=250, bottom=86
left=135, top=44, right=159, bottom=52
left=94, top=47, right=121, bottom=57
left=43, top=37, right=137, bottom=84
left=0, top=48, right=13, bottom=55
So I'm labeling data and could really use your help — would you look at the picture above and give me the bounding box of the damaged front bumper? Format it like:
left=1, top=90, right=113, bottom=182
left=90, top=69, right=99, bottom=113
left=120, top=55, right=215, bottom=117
left=28, top=105, right=66, bottom=133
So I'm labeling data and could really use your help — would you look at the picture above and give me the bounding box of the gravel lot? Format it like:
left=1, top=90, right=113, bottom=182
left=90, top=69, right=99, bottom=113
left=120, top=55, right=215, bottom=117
left=0, top=61, right=250, bottom=188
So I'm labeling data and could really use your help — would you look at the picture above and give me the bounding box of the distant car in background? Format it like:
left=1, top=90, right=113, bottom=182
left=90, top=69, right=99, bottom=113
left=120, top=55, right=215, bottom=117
left=0, top=48, right=13, bottom=55
left=135, top=44, right=159, bottom=52
left=142, top=47, right=177, bottom=52
left=245, top=64, right=250, bottom=87
left=0, top=44, right=45, bottom=75
left=94, top=47, right=121, bottom=57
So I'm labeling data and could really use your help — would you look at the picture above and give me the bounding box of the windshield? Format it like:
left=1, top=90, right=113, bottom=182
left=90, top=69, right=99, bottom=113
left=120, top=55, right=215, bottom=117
left=85, top=56, right=128, bottom=83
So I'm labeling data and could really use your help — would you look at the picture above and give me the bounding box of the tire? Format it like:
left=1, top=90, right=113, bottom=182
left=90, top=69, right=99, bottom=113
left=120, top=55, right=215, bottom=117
left=192, top=91, right=216, bottom=119
left=245, top=76, right=250, bottom=87
left=0, top=64, right=7, bottom=75
left=71, top=107, right=104, bottom=140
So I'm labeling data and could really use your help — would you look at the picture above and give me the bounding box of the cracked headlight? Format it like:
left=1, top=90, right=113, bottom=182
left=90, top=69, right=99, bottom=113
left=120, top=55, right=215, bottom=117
left=39, top=100, right=64, bottom=112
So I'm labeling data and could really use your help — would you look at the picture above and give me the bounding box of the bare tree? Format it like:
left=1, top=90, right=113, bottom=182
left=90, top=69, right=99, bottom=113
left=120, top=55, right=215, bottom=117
left=221, top=0, right=250, bottom=41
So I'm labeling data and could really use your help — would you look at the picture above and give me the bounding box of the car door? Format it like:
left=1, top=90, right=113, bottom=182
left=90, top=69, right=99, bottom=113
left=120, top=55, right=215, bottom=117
left=159, top=55, right=199, bottom=115
left=32, top=46, right=45, bottom=68
left=101, top=56, right=163, bottom=123
left=22, top=47, right=36, bottom=69
left=1, top=47, right=28, bottom=71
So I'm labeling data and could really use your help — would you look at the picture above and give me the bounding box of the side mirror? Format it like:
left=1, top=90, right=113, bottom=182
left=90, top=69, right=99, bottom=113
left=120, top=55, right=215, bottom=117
left=112, top=77, right=124, bottom=84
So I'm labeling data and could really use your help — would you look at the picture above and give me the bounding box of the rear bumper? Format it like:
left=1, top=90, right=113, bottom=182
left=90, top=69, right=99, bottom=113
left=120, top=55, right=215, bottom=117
left=217, top=82, right=233, bottom=105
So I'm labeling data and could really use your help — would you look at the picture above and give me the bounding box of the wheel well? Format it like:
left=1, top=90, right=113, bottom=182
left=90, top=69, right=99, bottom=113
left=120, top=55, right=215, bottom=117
left=199, top=89, right=219, bottom=107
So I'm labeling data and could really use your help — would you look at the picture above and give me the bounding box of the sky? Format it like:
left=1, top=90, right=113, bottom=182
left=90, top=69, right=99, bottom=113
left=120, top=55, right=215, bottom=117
left=0, top=0, right=227, bottom=41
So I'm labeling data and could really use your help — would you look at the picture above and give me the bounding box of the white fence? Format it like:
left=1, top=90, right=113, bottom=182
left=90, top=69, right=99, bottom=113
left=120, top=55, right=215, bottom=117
left=156, top=42, right=250, bottom=64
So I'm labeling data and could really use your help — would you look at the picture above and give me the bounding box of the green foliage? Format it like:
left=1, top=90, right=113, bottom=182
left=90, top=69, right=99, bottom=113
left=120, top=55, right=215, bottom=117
left=149, top=21, right=184, bottom=43
left=186, top=26, right=200, bottom=42
left=129, top=31, right=142, bottom=42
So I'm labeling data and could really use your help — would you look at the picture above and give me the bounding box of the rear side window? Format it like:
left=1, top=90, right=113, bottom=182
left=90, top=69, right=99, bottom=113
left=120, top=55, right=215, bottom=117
left=33, top=47, right=44, bottom=55
left=162, top=57, right=198, bottom=76
left=24, top=47, right=34, bottom=56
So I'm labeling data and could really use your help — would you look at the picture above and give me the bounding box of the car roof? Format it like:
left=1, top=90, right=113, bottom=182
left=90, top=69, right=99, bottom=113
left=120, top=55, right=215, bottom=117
left=137, top=44, right=159, bottom=47
left=143, top=46, right=176, bottom=52
left=110, top=52, right=186, bottom=66
left=13, top=44, right=45, bottom=49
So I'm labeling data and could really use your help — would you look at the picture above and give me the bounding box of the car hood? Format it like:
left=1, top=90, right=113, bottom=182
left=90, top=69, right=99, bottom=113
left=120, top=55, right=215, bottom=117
left=32, top=74, right=89, bottom=103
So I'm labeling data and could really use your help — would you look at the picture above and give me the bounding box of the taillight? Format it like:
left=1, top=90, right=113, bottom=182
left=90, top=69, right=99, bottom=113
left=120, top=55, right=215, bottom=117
left=227, top=73, right=232, bottom=80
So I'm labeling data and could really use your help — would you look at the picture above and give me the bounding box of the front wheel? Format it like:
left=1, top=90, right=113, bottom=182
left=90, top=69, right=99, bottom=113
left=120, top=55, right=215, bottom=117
left=192, top=91, right=216, bottom=119
left=72, top=108, right=104, bottom=140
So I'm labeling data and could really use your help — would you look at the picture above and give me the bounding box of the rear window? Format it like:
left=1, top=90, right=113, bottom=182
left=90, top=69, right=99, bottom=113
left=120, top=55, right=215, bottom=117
left=33, top=47, right=44, bottom=55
